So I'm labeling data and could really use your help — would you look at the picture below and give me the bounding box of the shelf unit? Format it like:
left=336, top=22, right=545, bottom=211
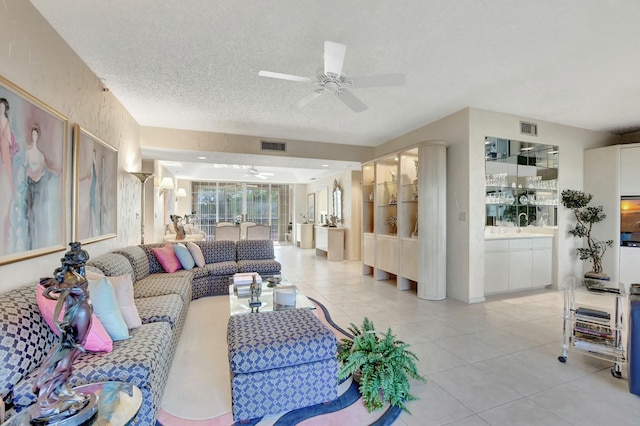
left=558, top=277, right=627, bottom=378
left=485, top=137, right=558, bottom=227
left=361, top=142, right=446, bottom=299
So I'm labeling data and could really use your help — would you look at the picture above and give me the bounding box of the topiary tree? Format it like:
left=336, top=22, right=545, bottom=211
left=561, top=189, right=613, bottom=278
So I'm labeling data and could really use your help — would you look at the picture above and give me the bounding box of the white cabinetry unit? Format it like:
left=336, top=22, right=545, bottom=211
left=585, top=143, right=640, bottom=284
left=484, top=236, right=553, bottom=295
left=532, top=238, right=553, bottom=287
left=361, top=142, right=447, bottom=299
left=315, top=226, right=345, bottom=261
left=620, top=146, right=640, bottom=196
left=296, top=223, right=314, bottom=249
left=485, top=240, right=509, bottom=294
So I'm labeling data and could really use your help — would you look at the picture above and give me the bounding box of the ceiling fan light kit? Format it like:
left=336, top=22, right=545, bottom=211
left=259, top=40, right=405, bottom=113
left=242, top=165, right=274, bottom=180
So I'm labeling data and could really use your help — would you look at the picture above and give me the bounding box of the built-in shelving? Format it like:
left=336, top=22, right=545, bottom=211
left=361, top=143, right=447, bottom=299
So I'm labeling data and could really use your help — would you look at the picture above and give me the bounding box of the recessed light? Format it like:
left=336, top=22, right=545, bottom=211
left=197, top=156, right=207, bottom=160
left=321, top=164, right=329, bottom=167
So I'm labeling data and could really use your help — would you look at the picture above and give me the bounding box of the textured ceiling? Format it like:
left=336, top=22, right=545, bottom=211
left=29, top=0, right=640, bottom=180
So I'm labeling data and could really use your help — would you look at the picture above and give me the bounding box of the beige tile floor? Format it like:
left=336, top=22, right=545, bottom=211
left=275, top=244, right=640, bottom=425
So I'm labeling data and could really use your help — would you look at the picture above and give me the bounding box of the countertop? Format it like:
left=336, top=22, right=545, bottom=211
left=484, top=227, right=556, bottom=240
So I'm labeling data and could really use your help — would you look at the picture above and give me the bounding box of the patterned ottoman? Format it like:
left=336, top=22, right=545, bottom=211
left=227, top=308, right=338, bottom=422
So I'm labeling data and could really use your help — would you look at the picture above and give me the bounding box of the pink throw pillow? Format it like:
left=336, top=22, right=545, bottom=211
left=152, top=243, right=183, bottom=273
left=36, top=284, right=113, bottom=352
left=186, top=241, right=205, bottom=268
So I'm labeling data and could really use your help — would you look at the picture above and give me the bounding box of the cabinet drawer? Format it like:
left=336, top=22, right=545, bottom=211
left=485, top=240, right=509, bottom=251
left=532, top=238, right=552, bottom=249
left=509, top=238, right=532, bottom=250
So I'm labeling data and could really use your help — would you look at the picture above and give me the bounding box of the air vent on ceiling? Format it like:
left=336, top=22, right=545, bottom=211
left=520, top=121, right=538, bottom=136
left=261, top=141, right=287, bottom=152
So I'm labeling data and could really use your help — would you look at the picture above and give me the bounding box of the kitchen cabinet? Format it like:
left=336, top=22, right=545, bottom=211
left=484, top=236, right=553, bottom=295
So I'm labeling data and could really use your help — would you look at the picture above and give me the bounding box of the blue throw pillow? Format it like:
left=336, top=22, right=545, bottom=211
left=173, top=243, right=196, bottom=270
left=88, top=276, right=129, bottom=341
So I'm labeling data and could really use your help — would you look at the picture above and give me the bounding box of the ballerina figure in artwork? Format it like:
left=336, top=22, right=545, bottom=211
left=24, top=125, right=48, bottom=250
left=0, top=98, right=16, bottom=255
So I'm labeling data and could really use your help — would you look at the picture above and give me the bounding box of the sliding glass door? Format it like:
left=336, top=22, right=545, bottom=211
left=190, top=182, right=290, bottom=241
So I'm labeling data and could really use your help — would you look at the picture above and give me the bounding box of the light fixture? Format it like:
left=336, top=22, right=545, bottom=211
left=176, top=188, right=187, bottom=201
left=160, top=177, right=174, bottom=189
left=130, top=172, right=154, bottom=244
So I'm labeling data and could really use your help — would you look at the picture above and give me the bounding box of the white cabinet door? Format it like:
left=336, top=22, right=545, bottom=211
left=315, top=227, right=328, bottom=251
left=620, top=146, right=640, bottom=195
left=376, top=236, right=398, bottom=274
left=485, top=251, right=509, bottom=294
left=532, top=249, right=552, bottom=287
left=363, top=233, right=375, bottom=267
left=509, top=250, right=533, bottom=290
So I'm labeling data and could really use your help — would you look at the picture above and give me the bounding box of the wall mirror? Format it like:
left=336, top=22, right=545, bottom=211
left=307, top=193, right=315, bottom=223
left=332, top=179, right=342, bottom=225
left=317, top=187, right=328, bottom=224
left=485, top=137, right=559, bottom=228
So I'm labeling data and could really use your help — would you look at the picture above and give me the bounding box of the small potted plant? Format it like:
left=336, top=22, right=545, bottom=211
left=561, top=189, right=613, bottom=280
left=337, top=317, right=425, bottom=413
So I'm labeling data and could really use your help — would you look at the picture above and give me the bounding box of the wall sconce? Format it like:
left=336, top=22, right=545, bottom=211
left=159, top=177, right=175, bottom=197
left=175, top=188, right=187, bottom=201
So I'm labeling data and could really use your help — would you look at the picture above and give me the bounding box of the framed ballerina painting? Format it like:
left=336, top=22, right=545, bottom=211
left=73, top=124, right=118, bottom=244
left=0, top=75, right=68, bottom=265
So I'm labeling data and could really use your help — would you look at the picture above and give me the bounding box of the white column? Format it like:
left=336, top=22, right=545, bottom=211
left=418, top=141, right=447, bottom=300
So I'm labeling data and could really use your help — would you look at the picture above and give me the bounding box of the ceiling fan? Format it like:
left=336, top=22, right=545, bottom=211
left=258, top=41, right=405, bottom=113
left=242, top=165, right=274, bottom=180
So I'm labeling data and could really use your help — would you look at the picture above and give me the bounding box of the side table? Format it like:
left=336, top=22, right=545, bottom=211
left=3, top=381, right=142, bottom=426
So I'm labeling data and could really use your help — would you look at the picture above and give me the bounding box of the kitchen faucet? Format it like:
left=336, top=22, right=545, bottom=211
left=517, top=212, right=528, bottom=231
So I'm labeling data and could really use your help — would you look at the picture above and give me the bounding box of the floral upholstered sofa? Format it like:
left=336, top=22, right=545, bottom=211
left=0, top=239, right=280, bottom=424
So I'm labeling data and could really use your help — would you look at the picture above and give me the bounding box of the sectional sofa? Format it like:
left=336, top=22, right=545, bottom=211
left=0, top=239, right=280, bottom=424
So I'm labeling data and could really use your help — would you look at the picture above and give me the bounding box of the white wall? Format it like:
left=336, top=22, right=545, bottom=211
left=470, top=108, right=618, bottom=298
left=373, top=107, right=619, bottom=303
left=0, top=1, right=141, bottom=292
left=140, top=126, right=373, bottom=164
left=302, top=170, right=361, bottom=260
left=375, top=109, right=471, bottom=301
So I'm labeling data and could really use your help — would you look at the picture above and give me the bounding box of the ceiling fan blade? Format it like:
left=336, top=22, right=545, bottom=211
left=258, top=70, right=312, bottom=83
left=256, top=174, right=268, bottom=180
left=351, top=73, right=406, bottom=88
left=336, top=89, right=368, bottom=113
left=295, top=90, right=323, bottom=109
left=261, top=172, right=275, bottom=176
left=324, top=41, right=347, bottom=76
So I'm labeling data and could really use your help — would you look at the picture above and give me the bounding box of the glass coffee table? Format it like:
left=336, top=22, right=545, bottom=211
left=228, top=275, right=315, bottom=316
left=4, top=381, right=142, bottom=425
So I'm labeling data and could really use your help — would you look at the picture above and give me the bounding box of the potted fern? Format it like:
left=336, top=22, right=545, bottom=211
left=337, top=317, right=425, bottom=413
left=561, top=189, right=613, bottom=280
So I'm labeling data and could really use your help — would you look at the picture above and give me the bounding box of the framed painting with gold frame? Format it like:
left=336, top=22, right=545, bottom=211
left=0, top=75, right=68, bottom=265
left=73, top=124, right=118, bottom=243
